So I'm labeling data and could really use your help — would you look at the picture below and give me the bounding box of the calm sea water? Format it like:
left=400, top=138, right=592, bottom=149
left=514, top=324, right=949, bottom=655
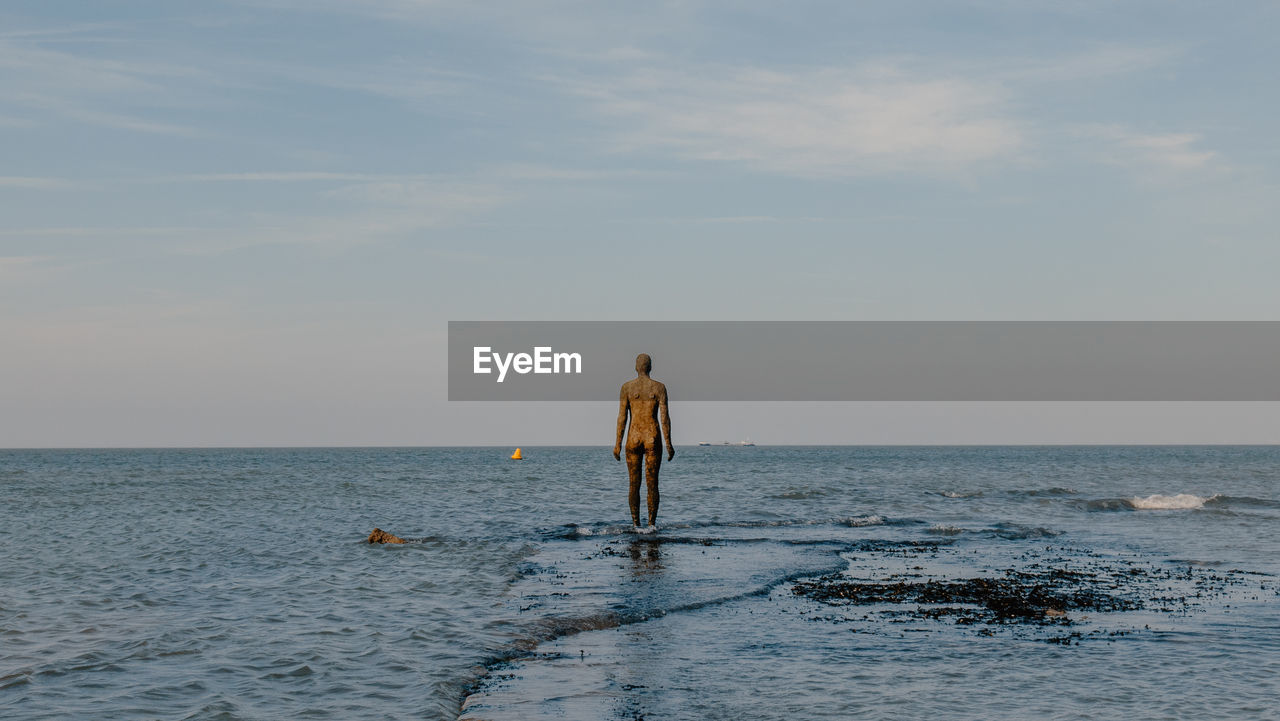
left=2, top=446, right=1277, bottom=720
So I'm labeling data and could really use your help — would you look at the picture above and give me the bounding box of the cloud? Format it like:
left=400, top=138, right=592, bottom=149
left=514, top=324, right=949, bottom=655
left=0, top=114, right=35, bottom=128
left=999, top=44, right=1177, bottom=83
left=488, top=164, right=669, bottom=181
left=0, top=177, right=503, bottom=253
left=0, top=255, right=78, bottom=283
left=0, top=37, right=205, bottom=135
left=21, top=96, right=200, bottom=136
left=194, top=180, right=502, bottom=251
left=241, top=0, right=452, bottom=22
left=1, top=167, right=507, bottom=254
left=564, top=64, right=1023, bottom=178
left=322, top=179, right=502, bottom=215
left=169, top=172, right=389, bottom=183
left=0, top=255, right=53, bottom=270
left=232, top=55, right=467, bottom=108
left=0, top=176, right=77, bottom=189
left=0, top=226, right=201, bottom=238
left=1077, top=124, right=1222, bottom=176
left=697, top=216, right=784, bottom=224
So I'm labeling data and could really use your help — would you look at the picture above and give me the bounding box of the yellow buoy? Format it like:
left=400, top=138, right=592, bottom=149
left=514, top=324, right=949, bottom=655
left=510, top=448, right=523, bottom=460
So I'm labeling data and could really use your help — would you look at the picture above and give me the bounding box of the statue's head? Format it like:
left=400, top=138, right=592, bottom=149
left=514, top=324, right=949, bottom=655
left=635, top=353, right=652, bottom=374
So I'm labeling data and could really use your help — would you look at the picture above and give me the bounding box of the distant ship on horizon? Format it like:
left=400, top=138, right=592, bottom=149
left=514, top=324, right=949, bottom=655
left=696, top=440, right=756, bottom=446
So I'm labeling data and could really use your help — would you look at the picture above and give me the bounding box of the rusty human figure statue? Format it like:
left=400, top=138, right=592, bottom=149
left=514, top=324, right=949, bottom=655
left=613, top=353, right=674, bottom=530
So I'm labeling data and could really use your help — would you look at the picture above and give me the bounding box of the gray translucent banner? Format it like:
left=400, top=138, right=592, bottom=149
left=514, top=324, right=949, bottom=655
left=448, top=321, right=1280, bottom=401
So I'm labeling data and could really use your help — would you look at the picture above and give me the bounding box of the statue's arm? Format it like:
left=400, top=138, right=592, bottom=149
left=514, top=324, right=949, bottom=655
left=613, top=386, right=628, bottom=461
left=659, top=384, right=674, bottom=460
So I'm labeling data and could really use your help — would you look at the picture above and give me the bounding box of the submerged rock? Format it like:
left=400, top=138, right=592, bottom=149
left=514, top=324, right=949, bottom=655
left=367, top=528, right=406, bottom=544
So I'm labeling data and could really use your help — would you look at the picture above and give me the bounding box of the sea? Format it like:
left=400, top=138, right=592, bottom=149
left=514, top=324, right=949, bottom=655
left=2, top=446, right=1277, bottom=720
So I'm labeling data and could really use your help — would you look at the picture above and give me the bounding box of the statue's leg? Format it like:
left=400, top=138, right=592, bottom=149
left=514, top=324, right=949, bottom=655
left=625, top=445, right=644, bottom=526
left=644, top=444, right=662, bottom=526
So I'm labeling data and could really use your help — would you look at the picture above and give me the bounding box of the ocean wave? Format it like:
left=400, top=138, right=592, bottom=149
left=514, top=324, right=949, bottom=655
left=987, top=522, right=1062, bottom=540
left=1164, top=558, right=1227, bottom=568
left=559, top=515, right=890, bottom=538
left=1080, top=498, right=1133, bottom=512
left=696, top=516, right=888, bottom=529
left=1131, top=493, right=1216, bottom=510
left=1205, top=495, right=1280, bottom=509
left=566, top=524, right=636, bottom=537
left=1081, top=493, right=1221, bottom=512
left=771, top=489, right=832, bottom=500
left=939, top=490, right=983, bottom=499
left=1014, top=487, right=1078, bottom=497
left=924, top=523, right=1061, bottom=540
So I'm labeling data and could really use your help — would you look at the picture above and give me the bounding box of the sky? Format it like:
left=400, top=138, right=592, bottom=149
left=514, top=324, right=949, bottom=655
left=3, top=1, right=1279, bottom=447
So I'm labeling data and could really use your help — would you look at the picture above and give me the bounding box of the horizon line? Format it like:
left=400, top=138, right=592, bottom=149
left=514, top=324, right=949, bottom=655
left=3, top=442, right=1279, bottom=451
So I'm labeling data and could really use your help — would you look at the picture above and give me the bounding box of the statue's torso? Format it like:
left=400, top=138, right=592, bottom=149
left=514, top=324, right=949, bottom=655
left=623, top=377, right=664, bottom=443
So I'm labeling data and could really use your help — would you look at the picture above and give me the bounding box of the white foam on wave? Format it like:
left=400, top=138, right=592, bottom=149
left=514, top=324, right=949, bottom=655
left=1130, top=493, right=1215, bottom=510
left=572, top=524, right=643, bottom=536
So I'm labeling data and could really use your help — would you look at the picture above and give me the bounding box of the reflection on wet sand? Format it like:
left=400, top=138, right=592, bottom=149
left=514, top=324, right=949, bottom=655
left=628, top=538, right=663, bottom=576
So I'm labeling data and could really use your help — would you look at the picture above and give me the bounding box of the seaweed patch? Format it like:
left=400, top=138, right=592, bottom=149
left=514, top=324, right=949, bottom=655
left=789, top=544, right=1269, bottom=641
left=793, top=568, right=1140, bottom=625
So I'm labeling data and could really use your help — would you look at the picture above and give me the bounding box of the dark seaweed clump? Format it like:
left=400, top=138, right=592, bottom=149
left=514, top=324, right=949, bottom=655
left=792, top=567, right=1141, bottom=625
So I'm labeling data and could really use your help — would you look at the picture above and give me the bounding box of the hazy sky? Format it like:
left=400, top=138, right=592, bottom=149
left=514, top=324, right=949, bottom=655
left=3, top=1, right=1279, bottom=446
